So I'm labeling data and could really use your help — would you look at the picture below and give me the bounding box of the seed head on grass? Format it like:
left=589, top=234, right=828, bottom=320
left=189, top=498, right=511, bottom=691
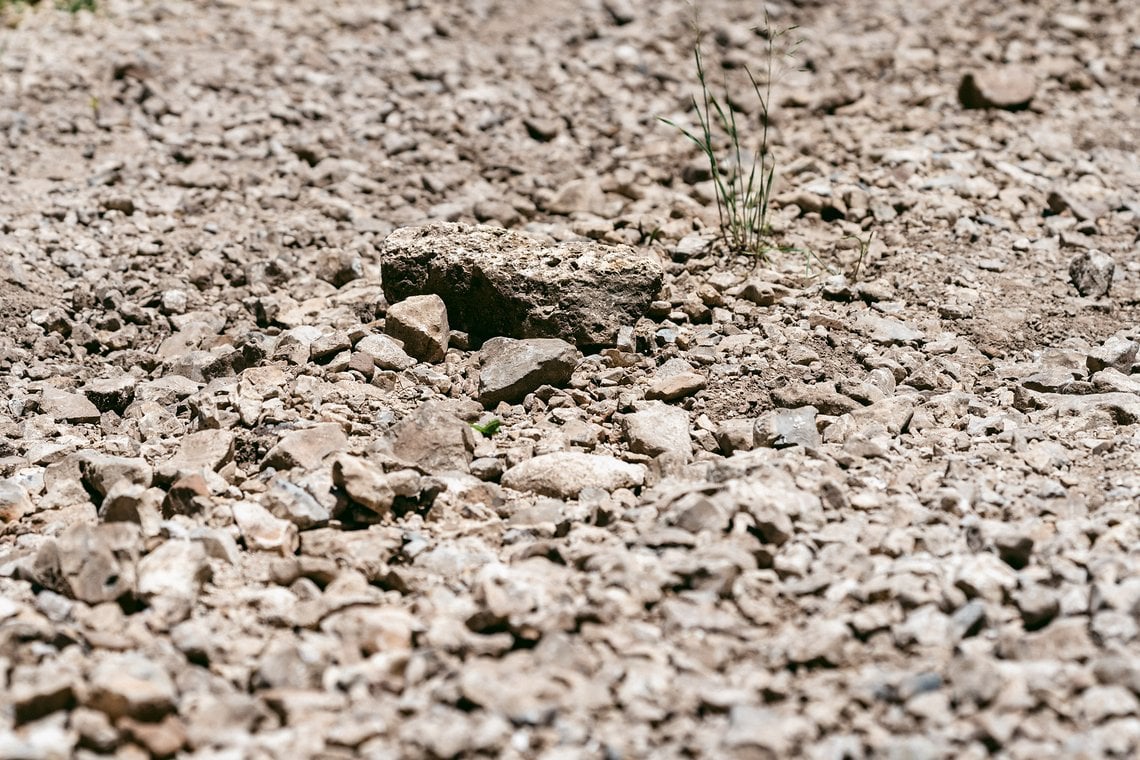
left=660, top=12, right=802, bottom=259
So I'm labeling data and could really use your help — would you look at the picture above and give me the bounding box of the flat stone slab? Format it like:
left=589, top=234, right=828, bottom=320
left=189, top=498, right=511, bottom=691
left=478, top=337, right=579, bottom=407
left=501, top=451, right=646, bottom=499
left=382, top=222, right=663, bottom=349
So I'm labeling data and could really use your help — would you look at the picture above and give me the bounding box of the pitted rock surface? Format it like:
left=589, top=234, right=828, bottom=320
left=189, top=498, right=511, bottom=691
left=382, top=222, right=664, bottom=348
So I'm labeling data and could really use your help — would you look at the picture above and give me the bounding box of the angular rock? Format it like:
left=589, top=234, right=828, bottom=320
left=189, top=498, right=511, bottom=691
left=501, top=451, right=646, bottom=499
left=723, top=705, right=814, bottom=757
left=31, top=522, right=137, bottom=604
left=87, top=652, right=178, bottom=721
left=645, top=371, right=706, bottom=402
left=262, top=422, right=348, bottom=472
left=9, top=662, right=77, bottom=724
left=1087, top=335, right=1138, bottom=373
left=137, top=539, right=210, bottom=622
left=755, top=406, right=821, bottom=449
left=959, top=67, right=1037, bottom=110
left=232, top=500, right=300, bottom=555
left=261, top=476, right=331, bottom=529
left=621, top=403, right=692, bottom=459
left=99, top=481, right=163, bottom=528
left=543, top=176, right=608, bottom=215
left=715, top=418, right=756, bottom=455
left=38, top=386, right=101, bottom=423
left=389, top=400, right=476, bottom=473
left=82, top=376, right=137, bottom=414
left=162, top=472, right=211, bottom=518
left=385, top=293, right=449, bottom=362
left=78, top=452, right=153, bottom=499
left=332, top=454, right=420, bottom=517
left=0, top=478, right=33, bottom=523
left=354, top=333, right=416, bottom=371
left=1069, top=250, right=1115, bottom=297
left=160, top=429, right=234, bottom=481
left=953, top=553, right=1018, bottom=602
left=308, top=330, right=352, bottom=362
left=120, top=714, right=188, bottom=758
left=858, top=313, right=924, bottom=345
left=382, top=222, right=663, bottom=348
left=477, top=337, right=580, bottom=407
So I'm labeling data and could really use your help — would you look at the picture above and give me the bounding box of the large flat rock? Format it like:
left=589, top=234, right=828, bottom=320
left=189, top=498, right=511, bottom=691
left=381, top=222, right=663, bottom=349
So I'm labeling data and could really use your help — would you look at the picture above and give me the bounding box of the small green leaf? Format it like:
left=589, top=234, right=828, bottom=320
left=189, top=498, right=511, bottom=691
left=470, top=418, right=501, bottom=437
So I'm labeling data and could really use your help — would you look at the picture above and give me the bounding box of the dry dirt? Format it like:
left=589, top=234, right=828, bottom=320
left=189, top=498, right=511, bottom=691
left=2, top=0, right=1140, bottom=758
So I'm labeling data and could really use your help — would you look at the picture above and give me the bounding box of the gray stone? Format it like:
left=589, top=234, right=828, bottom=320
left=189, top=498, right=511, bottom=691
left=273, top=325, right=324, bottom=365
left=262, top=422, right=348, bottom=472
left=160, top=429, right=234, bottom=481
left=382, top=222, right=663, bottom=348
left=38, top=386, right=101, bottom=423
left=715, top=418, right=756, bottom=455
left=953, top=553, right=1018, bottom=602
left=308, top=330, right=352, bottom=362
left=1014, top=584, right=1060, bottom=629
left=99, top=482, right=163, bottom=528
left=261, top=476, right=331, bottom=529
left=477, top=337, right=579, bottom=407
left=645, top=371, right=706, bottom=402
left=332, top=454, right=417, bottom=517
left=622, top=403, right=692, bottom=459
left=1069, top=250, right=1115, bottom=297
left=771, top=382, right=860, bottom=416
left=1049, top=187, right=1107, bottom=222
left=858, top=313, right=925, bottom=345
left=8, top=661, right=78, bottom=724
left=543, top=176, right=609, bottom=215
left=1078, top=685, right=1140, bottom=724
left=389, top=401, right=476, bottom=474
left=133, top=374, right=201, bottom=406
left=1051, top=392, right=1140, bottom=425
left=78, top=452, right=153, bottom=499
left=786, top=619, right=851, bottom=666
left=1091, top=368, right=1140, bottom=395
left=959, top=67, right=1037, bottom=109
left=385, top=293, right=449, bottom=363
left=354, top=333, right=416, bottom=371
left=82, top=376, right=137, bottom=414
left=501, top=451, right=646, bottom=499
left=755, top=406, right=821, bottom=449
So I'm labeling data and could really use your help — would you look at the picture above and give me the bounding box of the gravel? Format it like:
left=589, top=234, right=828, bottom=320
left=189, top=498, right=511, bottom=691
left=2, top=0, right=1140, bottom=756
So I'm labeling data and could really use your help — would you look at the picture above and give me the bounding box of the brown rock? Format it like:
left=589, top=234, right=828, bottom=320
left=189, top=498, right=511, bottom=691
left=385, top=293, right=449, bottom=363
left=38, top=385, right=102, bottom=423
left=120, top=714, right=187, bottom=759
left=262, top=422, right=348, bottom=472
left=31, top=522, right=138, bottom=604
left=959, top=67, right=1037, bottom=110
left=87, top=652, right=178, bottom=721
left=382, top=222, right=663, bottom=349
left=389, top=400, right=476, bottom=474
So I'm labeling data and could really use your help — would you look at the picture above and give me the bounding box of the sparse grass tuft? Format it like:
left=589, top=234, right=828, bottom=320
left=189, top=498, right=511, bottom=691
left=661, top=11, right=801, bottom=258
left=844, top=230, right=875, bottom=282
left=57, top=0, right=96, bottom=12
left=0, top=0, right=96, bottom=13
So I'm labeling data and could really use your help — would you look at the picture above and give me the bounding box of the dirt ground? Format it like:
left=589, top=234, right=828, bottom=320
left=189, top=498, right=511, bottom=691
left=2, top=0, right=1140, bottom=757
